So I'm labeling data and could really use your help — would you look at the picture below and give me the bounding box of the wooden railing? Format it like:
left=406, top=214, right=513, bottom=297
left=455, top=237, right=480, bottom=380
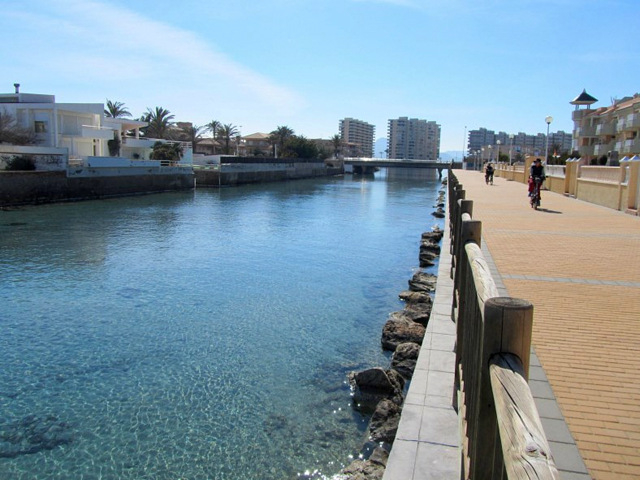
left=447, top=171, right=559, bottom=480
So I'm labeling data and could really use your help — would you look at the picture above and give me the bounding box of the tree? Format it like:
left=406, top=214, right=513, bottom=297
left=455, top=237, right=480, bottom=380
left=205, top=120, right=221, bottom=154
left=269, top=126, right=294, bottom=157
left=104, top=100, right=131, bottom=118
left=330, top=134, right=342, bottom=158
left=217, top=123, right=240, bottom=154
left=281, top=135, right=318, bottom=159
left=150, top=141, right=183, bottom=162
left=0, top=108, right=37, bottom=145
left=178, top=124, right=205, bottom=150
left=206, top=120, right=221, bottom=139
left=141, top=107, right=175, bottom=139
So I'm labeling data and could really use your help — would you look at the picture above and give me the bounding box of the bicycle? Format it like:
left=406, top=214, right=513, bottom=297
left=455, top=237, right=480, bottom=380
left=530, top=176, right=543, bottom=209
left=485, top=172, right=494, bottom=185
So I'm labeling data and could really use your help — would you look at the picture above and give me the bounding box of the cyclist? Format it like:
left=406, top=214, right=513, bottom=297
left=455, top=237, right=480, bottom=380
left=485, top=163, right=494, bottom=185
left=528, top=158, right=545, bottom=198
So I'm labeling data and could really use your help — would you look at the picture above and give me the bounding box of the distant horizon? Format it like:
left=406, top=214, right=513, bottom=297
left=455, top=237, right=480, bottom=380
left=2, top=0, right=638, bottom=151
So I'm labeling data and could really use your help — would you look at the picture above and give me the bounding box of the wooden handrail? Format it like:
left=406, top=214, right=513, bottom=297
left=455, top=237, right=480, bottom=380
left=448, top=169, right=559, bottom=480
left=490, top=353, right=560, bottom=479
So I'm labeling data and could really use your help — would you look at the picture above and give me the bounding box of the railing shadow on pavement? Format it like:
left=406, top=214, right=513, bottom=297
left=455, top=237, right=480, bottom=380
left=447, top=170, right=560, bottom=479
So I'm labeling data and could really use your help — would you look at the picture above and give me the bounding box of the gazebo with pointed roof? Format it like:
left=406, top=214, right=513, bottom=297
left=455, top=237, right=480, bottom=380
left=570, top=89, right=598, bottom=109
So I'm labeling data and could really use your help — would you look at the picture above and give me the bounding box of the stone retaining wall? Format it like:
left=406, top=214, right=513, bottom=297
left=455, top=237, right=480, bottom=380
left=0, top=171, right=194, bottom=207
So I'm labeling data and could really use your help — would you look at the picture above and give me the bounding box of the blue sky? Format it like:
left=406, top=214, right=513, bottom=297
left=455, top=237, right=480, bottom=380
left=2, top=0, right=639, bottom=153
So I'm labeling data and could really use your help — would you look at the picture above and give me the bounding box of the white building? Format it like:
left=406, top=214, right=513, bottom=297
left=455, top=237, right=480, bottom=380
left=0, top=84, right=191, bottom=168
left=339, top=118, right=375, bottom=158
left=387, top=117, right=440, bottom=160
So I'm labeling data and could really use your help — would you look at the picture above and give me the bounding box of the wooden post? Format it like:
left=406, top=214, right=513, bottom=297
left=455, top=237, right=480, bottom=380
left=490, top=353, right=560, bottom=479
left=470, top=297, right=533, bottom=479
left=450, top=187, right=466, bottom=256
left=452, top=218, right=481, bottom=408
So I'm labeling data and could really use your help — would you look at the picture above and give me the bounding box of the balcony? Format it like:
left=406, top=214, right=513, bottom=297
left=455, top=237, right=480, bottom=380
left=594, top=141, right=615, bottom=156
left=578, top=145, right=595, bottom=156
left=81, top=125, right=115, bottom=140
left=624, top=113, right=640, bottom=130
left=121, top=137, right=157, bottom=148
left=623, top=137, right=640, bottom=154
left=578, top=125, right=596, bottom=137
left=595, top=123, right=615, bottom=136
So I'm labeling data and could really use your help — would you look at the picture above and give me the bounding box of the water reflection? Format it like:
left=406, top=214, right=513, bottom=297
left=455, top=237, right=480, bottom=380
left=0, top=173, right=445, bottom=479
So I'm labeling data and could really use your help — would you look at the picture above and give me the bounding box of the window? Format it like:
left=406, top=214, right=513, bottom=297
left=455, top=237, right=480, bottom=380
left=34, top=121, right=47, bottom=133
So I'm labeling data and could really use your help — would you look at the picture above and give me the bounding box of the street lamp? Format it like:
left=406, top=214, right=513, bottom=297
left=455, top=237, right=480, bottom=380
left=545, top=116, right=553, bottom=165
left=496, top=140, right=501, bottom=164
left=509, top=134, right=514, bottom=165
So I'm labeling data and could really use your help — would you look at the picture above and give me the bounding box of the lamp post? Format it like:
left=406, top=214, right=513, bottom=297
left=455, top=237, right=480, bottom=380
left=509, top=134, right=514, bottom=165
left=545, top=116, right=553, bottom=165
left=496, top=140, right=501, bottom=164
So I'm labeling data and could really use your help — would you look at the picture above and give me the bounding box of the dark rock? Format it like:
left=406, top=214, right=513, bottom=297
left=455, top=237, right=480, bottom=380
left=381, top=316, right=425, bottom=351
left=420, top=240, right=441, bottom=255
left=339, top=457, right=386, bottom=480
left=348, top=368, right=405, bottom=413
left=0, top=415, right=72, bottom=458
left=431, top=210, right=445, bottom=218
left=369, top=399, right=402, bottom=444
left=408, top=271, right=437, bottom=293
left=368, top=446, right=390, bottom=466
left=422, top=227, right=444, bottom=242
left=419, top=249, right=438, bottom=268
left=391, top=342, right=421, bottom=379
left=388, top=302, right=432, bottom=326
left=398, top=290, right=432, bottom=304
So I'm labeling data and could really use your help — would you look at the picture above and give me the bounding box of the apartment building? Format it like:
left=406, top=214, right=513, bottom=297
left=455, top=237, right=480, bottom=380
left=339, top=118, right=375, bottom=158
left=468, top=127, right=572, bottom=158
left=387, top=117, right=441, bottom=160
left=571, top=90, right=640, bottom=164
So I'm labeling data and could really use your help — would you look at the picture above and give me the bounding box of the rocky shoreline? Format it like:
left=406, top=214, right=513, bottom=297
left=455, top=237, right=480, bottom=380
left=336, top=183, right=447, bottom=480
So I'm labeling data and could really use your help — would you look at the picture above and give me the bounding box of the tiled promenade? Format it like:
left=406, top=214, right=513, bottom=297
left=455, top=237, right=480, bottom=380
left=384, top=170, right=640, bottom=479
left=451, top=171, right=640, bottom=479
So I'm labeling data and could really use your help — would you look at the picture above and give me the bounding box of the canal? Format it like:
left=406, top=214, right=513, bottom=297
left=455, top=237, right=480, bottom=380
left=0, top=170, right=445, bottom=479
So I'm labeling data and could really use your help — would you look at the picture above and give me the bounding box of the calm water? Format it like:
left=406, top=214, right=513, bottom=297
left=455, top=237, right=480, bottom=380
left=0, top=170, right=445, bottom=479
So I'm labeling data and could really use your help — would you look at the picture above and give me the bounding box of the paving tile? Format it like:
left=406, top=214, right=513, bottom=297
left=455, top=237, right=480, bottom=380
left=397, top=402, right=427, bottom=441
left=418, top=406, right=458, bottom=446
left=382, top=439, right=417, bottom=480
left=536, top=398, right=565, bottom=420
left=413, top=442, right=460, bottom=479
left=547, top=440, right=594, bottom=474
left=543, top=417, right=578, bottom=444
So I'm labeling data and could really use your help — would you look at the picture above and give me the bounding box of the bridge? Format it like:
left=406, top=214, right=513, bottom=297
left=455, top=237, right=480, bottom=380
left=343, top=157, right=462, bottom=175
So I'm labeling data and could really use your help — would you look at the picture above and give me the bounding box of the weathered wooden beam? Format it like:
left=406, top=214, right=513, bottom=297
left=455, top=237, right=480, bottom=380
left=471, top=297, right=534, bottom=479
left=490, top=353, right=560, bottom=480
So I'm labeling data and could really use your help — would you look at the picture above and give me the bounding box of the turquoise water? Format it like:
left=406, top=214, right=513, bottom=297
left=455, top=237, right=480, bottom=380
left=0, top=171, right=444, bottom=479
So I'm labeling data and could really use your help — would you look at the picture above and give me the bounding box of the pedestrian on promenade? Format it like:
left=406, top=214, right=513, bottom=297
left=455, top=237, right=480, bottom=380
left=528, top=158, right=545, bottom=197
left=485, top=163, right=494, bottom=185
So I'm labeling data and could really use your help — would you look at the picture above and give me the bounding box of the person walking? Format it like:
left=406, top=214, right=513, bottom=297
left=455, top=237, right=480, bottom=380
left=485, top=163, right=494, bottom=185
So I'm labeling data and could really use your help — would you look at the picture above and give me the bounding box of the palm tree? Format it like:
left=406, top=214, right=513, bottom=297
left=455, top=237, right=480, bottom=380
left=104, top=100, right=131, bottom=118
left=142, top=107, right=175, bottom=139
left=330, top=134, right=342, bottom=159
left=269, top=126, right=294, bottom=157
left=205, top=120, right=221, bottom=154
left=217, top=123, right=240, bottom=154
left=179, top=124, right=205, bottom=151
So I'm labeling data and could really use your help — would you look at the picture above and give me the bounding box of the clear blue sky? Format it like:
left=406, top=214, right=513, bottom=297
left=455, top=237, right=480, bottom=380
left=2, top=0, right=639, bottom=153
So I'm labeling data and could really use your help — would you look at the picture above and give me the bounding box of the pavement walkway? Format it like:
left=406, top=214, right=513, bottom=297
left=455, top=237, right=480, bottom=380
left=451, top=170, right=640, bottom=480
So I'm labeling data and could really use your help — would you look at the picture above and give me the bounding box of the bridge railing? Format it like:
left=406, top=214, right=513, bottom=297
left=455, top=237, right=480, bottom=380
left=447, top=171, right=559, bottom=479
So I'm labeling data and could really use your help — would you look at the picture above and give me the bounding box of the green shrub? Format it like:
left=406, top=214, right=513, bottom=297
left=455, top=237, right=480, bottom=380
left=5, top=155, right=36, bottom=171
